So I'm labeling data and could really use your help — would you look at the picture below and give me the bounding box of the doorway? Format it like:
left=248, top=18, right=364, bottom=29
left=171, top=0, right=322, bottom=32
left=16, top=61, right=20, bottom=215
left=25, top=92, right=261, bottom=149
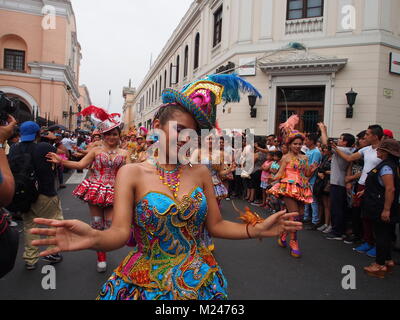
left=276, top=86, right=325, bottom=135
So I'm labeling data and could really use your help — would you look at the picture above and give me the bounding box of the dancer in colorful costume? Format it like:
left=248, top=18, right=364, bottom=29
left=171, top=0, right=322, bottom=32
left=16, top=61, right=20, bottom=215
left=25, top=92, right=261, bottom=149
left=31, top=74, right=303, bottom=300
left=269, top=119, right=317, bottom=258
left=46, top=106, right=131, bottom=272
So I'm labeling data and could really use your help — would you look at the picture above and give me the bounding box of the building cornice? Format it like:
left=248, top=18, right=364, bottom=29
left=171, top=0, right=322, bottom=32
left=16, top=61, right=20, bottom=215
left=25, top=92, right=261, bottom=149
left=0, top=0, right=74, bottom=19
left=28, top=61, right=80, bottom=98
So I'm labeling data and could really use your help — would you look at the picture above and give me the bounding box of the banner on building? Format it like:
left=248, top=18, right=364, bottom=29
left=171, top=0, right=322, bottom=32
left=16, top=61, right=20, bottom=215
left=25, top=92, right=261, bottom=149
left=389, top=52, right=400, bottom=75
left=238, top=58, right=256, bottom=76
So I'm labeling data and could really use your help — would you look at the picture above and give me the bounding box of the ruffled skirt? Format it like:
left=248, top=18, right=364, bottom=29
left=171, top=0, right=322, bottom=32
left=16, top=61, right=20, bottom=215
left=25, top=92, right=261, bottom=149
left=96, top=271, right=228, bottom=300
left=268, top=181, right=313, bottom=204
left=73, top=179, right=114, bottom=207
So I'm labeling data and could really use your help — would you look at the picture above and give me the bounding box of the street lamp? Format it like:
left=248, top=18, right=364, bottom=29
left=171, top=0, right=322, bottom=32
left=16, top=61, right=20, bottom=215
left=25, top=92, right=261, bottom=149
left=248, top=95, right=258, bottom=118
left=346, top=88, right=358, bottom=119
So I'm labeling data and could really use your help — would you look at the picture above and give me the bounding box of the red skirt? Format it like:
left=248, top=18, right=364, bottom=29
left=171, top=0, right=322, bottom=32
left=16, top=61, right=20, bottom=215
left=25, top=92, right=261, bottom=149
left=73, top=179, right=114, bottom=208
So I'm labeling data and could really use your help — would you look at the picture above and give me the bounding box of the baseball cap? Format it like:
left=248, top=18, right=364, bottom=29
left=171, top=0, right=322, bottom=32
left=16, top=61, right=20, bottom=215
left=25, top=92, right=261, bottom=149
left=383, top=129, right=394, bottom=139
left=20, top=121, right=40, bottom=142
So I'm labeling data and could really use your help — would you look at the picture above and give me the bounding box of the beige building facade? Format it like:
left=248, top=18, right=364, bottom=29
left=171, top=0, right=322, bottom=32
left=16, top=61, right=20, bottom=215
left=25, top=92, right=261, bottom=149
left=0, top=0, right=83, bottom=130
left=127, top=0, right=400, bottom=138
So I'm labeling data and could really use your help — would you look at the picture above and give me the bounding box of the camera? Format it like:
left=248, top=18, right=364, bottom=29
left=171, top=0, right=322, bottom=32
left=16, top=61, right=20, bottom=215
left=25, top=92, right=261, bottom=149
left=0, top=91, right=19, bottom=123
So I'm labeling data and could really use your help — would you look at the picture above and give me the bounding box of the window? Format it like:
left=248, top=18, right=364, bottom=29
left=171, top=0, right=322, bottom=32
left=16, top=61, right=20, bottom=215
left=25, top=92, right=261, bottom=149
left=169, top=63, right=173, bottom=86
left=194, top=33, right=200, bottom=70
left=4, top=49, right=25, bottom=71
left=287, top=0, right=323, bottom=20
left=176, top=55, right=180, bottom=84
left=155, top=81, right=158, bottom=101
left=184, top=46, right=189, bottom=78
left=213, top=6, right=223, bottom=47
left=164, top=70, right=167, bottom=89
left=159, top=76, right=162, bottom=96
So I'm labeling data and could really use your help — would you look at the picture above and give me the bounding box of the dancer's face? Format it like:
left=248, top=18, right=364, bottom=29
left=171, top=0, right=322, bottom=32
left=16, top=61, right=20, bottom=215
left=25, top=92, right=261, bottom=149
left=103, top=129, right=120, bottom=147
left=154, top=110, right=198, bottom=163
left=289, top=138, right=303, bottom=154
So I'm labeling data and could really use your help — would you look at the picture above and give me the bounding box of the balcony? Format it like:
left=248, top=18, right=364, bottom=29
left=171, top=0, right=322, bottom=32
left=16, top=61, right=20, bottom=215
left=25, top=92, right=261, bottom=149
left=285, top=16, right=324, bottom=35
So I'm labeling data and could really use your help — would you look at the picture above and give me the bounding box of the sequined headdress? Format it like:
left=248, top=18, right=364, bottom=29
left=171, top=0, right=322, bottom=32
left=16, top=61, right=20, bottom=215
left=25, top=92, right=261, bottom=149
left=161, top=73, right=262, bottom=129
left=79, top=105, right=122, bottom=134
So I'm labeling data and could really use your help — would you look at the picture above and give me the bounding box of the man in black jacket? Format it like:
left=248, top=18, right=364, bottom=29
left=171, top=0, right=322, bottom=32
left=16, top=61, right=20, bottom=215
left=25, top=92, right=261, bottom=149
left=9, top=121, right=64, bottom=270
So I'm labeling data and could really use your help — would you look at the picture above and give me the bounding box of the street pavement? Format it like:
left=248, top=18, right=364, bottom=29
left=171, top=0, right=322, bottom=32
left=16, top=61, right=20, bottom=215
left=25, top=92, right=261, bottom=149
left=1, top=172, right=400, bottom=300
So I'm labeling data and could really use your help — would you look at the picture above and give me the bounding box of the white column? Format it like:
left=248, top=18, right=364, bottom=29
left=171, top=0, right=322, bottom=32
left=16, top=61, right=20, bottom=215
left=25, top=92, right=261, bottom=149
left=259, top=0, right=273, bottom=41
left=238, top=0, right=253, bottom=43
left=380, top=0, right=392, bottom=33
left=363, top=0, right=380, bottom=31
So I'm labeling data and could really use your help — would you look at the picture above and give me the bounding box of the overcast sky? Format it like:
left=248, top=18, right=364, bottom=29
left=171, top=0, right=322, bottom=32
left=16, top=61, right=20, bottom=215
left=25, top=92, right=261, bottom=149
left=71, top=0, right=193, bottom=114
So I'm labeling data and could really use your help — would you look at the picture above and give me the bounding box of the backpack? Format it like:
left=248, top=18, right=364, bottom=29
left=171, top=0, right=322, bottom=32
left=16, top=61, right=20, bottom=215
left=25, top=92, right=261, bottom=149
left=6, top=143, right=39, bottom=213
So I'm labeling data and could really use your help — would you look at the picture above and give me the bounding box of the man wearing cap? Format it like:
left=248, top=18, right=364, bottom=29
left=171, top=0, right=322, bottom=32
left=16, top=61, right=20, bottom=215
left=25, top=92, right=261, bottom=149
left=8, top=121, right=64, bottom=270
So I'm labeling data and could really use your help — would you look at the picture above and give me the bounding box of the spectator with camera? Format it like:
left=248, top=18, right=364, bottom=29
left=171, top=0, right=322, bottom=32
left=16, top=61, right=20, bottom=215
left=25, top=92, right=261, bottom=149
left=0, top=115, right=17, bottom=206
left=318, top=123, right=356, bottom=241
left=0, top=115, right=19, bottom=279
left=332, top=125, right=384, bottom=258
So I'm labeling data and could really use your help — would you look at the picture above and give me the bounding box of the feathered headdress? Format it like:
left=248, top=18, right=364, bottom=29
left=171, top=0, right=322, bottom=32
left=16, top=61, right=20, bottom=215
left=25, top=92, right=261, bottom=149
left=279, top=114, right=299, bottom=134
left=161, top=73, right=262, bottom=129
left=79, top=105, right=121, bottom=134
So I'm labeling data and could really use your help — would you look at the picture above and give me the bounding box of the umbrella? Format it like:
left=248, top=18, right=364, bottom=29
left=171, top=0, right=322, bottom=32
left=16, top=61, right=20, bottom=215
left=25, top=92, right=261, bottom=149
left=48, top=124, right=68, bottom=131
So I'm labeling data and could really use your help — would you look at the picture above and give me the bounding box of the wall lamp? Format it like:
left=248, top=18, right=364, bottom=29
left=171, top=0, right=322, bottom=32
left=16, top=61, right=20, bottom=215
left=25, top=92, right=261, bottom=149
left=248, top=95, right=258, bottom=118
left=346, top=88, right=358, bottom=118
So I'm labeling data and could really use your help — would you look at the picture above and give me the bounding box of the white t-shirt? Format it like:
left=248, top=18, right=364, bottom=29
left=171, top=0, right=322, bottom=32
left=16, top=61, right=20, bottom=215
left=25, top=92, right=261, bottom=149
left=61, top=138, right=76, bottom=151
left=267, top=145, right=277, bottom=152
left=358, top=145, right=382, bottom=186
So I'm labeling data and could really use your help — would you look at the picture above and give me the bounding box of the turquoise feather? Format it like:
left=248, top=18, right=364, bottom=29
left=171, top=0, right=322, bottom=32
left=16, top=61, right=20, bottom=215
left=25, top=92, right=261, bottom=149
left=206, top=73, right=262, bottom=103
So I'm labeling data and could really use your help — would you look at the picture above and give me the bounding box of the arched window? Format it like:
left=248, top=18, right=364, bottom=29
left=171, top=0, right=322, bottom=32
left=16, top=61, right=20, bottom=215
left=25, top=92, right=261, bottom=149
left=1, top=34, right=28, bottom=71
left=184, top=45, right=189, bottom=78
left=194, top=33, right=200, bottom=70
left=159, top=76, right=162, bottom=96
left=176, top=55, right=180, bottom=84
left=164, top=70, right=167, bottom=89
left=155, top=81, right=158, bottom=101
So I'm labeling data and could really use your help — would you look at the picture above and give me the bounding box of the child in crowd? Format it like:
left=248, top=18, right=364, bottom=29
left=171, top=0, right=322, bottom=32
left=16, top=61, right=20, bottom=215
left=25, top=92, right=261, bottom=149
left=260, top=152, right=274, bottom=207
left=267, top=151, right=285, bottom=213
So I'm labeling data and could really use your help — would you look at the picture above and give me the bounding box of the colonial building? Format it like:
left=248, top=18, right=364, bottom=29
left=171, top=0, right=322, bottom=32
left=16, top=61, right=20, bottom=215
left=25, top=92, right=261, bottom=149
left=0, top=0, right=83, bottom=130
left=127, top=0, right=400, bottom=138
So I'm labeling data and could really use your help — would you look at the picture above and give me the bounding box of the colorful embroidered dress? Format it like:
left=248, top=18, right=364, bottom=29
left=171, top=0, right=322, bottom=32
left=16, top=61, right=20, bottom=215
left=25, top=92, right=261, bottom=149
left=268, top=156, right=313, bottom=204
left=97, top=187, right=228, bottom=300
left=73, top=153, right=125, bottom=207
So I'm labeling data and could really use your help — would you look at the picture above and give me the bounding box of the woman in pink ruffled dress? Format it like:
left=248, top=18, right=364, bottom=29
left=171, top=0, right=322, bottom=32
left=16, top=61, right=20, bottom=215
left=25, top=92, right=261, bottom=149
left=269, top=130, right=318, bottom=258
left=46, top=106, right=131, bottom=272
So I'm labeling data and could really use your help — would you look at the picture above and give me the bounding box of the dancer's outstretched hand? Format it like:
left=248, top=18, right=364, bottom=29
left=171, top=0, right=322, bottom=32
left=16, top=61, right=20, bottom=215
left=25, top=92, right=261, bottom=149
left=30, top=218, right=96, bottom=256
left=46, top=152, right=62, bottom=164
left=255, top=210, right=303, bottom=238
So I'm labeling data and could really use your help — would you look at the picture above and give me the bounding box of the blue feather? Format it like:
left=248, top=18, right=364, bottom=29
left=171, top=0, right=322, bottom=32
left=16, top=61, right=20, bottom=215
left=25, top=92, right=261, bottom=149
left=206, top=73, right=262, bottom=103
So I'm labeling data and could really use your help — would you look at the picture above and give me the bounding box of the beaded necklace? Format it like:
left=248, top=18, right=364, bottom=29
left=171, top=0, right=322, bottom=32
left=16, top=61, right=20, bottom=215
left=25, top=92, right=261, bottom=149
left=155, top=162, right=182, bottom=199
left=104, top=148, right=119, bottom=167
